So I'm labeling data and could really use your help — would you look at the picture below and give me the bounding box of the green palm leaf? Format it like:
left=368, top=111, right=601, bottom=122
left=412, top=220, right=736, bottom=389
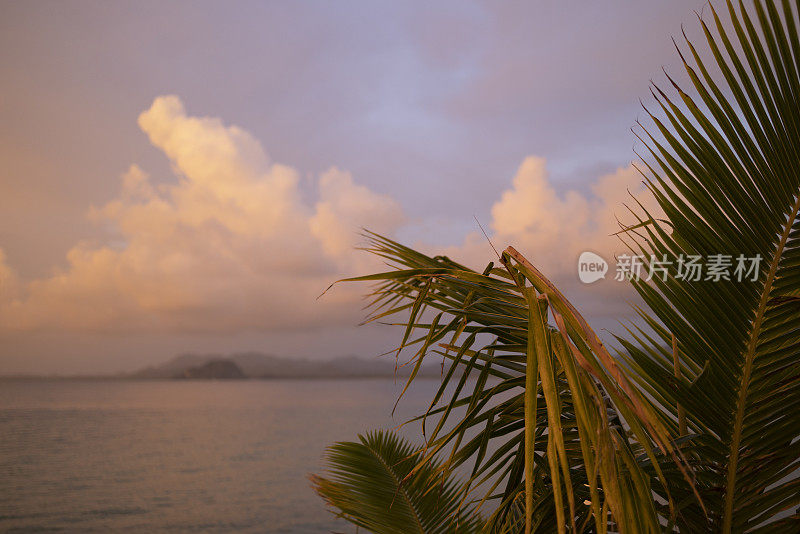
left=311, top=430, right=484, bottom=534
left=323, top=233, right=692, bottom=533
left=619, top=0, right=800, bottom=531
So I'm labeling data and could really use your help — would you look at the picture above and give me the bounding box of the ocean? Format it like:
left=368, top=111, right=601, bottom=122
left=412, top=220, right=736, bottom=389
left=0, top=378, right=446, bottom=533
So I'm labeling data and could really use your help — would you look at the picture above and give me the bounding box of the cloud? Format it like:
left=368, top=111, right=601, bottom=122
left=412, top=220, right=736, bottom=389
left=310, top=167, right=404, bottom=264
left=0, top=96, right=658, bottom=336
left=439, top=156, right=661, bottom=318
left=492, top=156, right=654, bottom=271
left=0, top=96, right=404, bottom=333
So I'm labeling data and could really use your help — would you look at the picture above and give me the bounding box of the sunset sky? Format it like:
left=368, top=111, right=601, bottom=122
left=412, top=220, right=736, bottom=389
left=0, top=0, right=709, bottom=374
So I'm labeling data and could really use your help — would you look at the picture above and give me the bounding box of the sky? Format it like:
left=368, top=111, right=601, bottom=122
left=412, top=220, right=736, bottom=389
left=0, top=0, right=712, bottom=374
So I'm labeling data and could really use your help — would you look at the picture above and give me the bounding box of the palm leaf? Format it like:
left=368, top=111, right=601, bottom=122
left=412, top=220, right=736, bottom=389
left=327, top=233, right=694, bottom=532
left=619, top=0, right=800, bottom=531
left=311, top=430, right=484, bottom=534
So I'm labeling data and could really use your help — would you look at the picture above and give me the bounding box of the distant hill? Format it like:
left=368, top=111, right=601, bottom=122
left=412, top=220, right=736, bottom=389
left=177, top=359, right=246, bottom=379
left=128, top=352, right=445, bottom=379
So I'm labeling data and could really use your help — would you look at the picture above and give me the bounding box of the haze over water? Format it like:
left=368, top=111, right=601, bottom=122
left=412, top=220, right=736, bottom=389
left=0, top=379, right=439, bottom=533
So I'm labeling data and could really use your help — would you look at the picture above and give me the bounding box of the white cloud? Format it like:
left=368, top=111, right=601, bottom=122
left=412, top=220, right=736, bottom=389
left=0, top=96, right=658, bottom=335
left=439, top=156, right=662, bottom=318
left=310, top=167, right=404, bottom=264
left=0, top=96, right=404, bottom=333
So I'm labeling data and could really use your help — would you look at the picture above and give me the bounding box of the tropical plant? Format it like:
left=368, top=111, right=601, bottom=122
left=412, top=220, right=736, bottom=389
left=313, top=0, right=799, bottom=532
left=311, top=431, right=485, bottom=533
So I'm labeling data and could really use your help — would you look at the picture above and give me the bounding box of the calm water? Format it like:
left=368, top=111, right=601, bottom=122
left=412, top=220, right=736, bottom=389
left=0, top=378, right=444, bottom=533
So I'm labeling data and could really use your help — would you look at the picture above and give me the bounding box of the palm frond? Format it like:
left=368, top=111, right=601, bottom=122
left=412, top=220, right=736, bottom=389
left=311, top=430, right=484, bottom=534
left=329, top=232, right=694, bottom=533
left=620, top=0, right=800, bottom=530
